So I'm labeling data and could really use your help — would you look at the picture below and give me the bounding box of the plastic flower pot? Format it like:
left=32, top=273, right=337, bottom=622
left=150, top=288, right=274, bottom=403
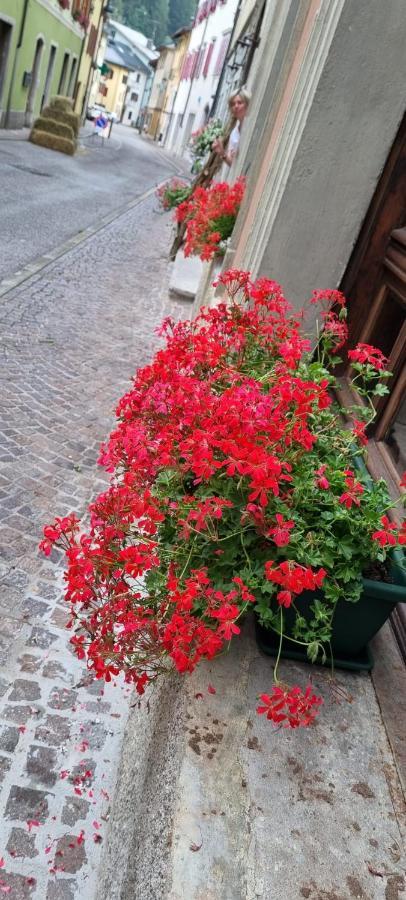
left=255, top=551, right=406, bottom=671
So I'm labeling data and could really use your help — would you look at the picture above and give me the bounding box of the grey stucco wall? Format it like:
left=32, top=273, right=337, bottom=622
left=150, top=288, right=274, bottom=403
left=248, top=0, right=405, bottom=307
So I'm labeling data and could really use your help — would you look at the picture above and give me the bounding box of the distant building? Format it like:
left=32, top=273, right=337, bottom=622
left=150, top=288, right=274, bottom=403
left=98, top=41, right=150, bottom=122
left=145, top=25, right=192, bottom=145
left=0, top=0, right=90, bottom=128
left=96, top=18, right=157, bottom=126
left=164, top=0, right=239, bottom=157
left=162, top=26, right=192, bottom=147
left=145, top=41, right=175, bottom=141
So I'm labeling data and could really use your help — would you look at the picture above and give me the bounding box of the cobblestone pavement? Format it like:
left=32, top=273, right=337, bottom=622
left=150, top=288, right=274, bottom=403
left=0, top=125, right=185, bottom=283
left=0, top=187, right=187, bottom=898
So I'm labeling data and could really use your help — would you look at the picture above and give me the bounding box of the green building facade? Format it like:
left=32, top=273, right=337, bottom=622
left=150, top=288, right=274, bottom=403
left=0, top=0, right=84, bottom=128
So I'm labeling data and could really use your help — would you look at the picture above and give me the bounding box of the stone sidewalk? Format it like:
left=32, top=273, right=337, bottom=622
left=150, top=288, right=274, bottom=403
left=0, top=188, right=186, bottom=899
left=0, top=167, right=405, bottom=900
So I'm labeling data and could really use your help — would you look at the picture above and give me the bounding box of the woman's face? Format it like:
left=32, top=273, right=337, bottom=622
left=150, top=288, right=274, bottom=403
left=230, top=95, right=247, bottom=121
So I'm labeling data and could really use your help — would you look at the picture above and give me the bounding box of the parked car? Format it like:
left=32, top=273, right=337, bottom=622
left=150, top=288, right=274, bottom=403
left=86, top=104, right=117, bottom=123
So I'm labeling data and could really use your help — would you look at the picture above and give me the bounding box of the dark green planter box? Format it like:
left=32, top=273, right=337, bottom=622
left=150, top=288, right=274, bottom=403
left=255, top=551, right=406, bottom=672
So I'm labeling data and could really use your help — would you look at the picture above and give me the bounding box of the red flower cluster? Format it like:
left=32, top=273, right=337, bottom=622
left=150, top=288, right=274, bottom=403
left=264, top=561, right=326, bottom=607
left=39, top=268, right=404, bottom=727
left=348, top=343, right=388, bottom=370
left=257, top=684, right=323, bottom=728
left=372, top=515, right=399, bottom=547
left=176, top=178, right=245, bottom=260
left=339, top=470, right=364, bottom=509
left=39, top=514, right=79, bottom=556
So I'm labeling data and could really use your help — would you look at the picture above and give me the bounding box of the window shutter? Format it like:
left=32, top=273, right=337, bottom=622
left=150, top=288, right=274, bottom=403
left=203, top=41, right=215, bottom=78
left=213, top=34, right=230, bottom=76
left=195, top=46, right=206, bottom=78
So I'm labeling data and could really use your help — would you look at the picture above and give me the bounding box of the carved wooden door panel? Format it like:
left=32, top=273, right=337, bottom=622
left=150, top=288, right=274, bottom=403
left=340, top=111, right=406, bottom=656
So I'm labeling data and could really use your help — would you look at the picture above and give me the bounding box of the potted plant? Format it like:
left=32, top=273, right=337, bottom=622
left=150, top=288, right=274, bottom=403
left=156, top=177, right=192, bottom=212
left=40, top=271, right=405, bottom=728
left=189, top=119, right=224, bottom=173
left=175, top=178, right=245, bottom=261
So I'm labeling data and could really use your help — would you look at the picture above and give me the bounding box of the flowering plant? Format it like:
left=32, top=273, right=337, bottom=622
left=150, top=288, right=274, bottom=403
left=58, top=0, right=70, bottom=9
left=176, top=178, right=245, bottom=260
left=156, top=178, right=191, bottom=211
left=189, top=119, right=224, bottom=172
left=40, top=271, right=405, bottom=728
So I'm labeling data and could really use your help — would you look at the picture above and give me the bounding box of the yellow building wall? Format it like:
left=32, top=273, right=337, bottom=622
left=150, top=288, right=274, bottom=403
left=97, top=63, right=128, bottom=118
left=74, top=0, right=105, bottom=119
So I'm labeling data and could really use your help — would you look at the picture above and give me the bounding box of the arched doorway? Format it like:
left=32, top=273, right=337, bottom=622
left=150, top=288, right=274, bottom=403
left=25, top=37, right=44, bottom=126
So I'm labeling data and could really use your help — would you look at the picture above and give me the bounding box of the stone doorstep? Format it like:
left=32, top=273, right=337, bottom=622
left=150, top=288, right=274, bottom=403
left=96, top=617, right=406, bottom=900
left=169, top=251, right=204, bottom=303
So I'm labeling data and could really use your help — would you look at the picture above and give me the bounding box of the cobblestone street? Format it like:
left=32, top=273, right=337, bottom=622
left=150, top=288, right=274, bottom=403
left=0, top=185, right=185, bottom=898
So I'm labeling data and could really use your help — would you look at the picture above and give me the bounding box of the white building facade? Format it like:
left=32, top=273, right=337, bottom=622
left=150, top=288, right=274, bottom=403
left=164, top=0, right=239, bottom=157
left=104, top=19, right=158, bottom=126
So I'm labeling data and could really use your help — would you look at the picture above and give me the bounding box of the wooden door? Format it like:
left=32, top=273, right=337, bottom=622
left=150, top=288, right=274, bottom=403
left=340, top=111, right=406, bottom=656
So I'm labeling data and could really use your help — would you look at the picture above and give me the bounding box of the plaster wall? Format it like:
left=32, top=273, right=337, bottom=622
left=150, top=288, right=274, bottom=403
left=98, top=62, right=126, bottom=117
left=231, top=0, right=406, bottom=313
left=121, top=69, right=147, bottom=126
left=0, top=0, right=24, bottom=126
left=162, top=31, right=190, bottom=146
left=147, top=46, right=174, bottom=138
left=74, top=0, right=105, bottom=120
left=4, top=0, right=83, bottom=127
left=87, top=29, right=107, bottom=109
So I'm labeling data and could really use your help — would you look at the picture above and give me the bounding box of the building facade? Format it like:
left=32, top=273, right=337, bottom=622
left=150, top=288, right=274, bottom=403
left=145, top=42, right=175, bottom=141
left=0, top=0, right=86, bottom=129
left=161, top=25, right=191, bottom=147
left=164, top=0, right=239, bottom=157
left=97, top=18, right=156, bottom=125
left=74, top=0, right=110, bottom=121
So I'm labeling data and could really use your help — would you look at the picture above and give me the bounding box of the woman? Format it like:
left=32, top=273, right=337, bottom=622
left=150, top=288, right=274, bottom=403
left=169, top=89, right=250, bottom=259
left=213, top=88, right=251, bottom=166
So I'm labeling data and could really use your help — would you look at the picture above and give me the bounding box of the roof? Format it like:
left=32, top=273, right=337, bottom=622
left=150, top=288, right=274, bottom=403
left=171, top=25, right=192, bottom=39
left=157, top=39, right=175, bottom=51
left=109, top=19, right=159, bottom=62
left=105, top=42, right=150, bottom=74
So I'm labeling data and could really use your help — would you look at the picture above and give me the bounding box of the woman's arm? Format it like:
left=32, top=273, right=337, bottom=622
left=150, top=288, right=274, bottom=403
left=212, top=137, right=233, bottom=167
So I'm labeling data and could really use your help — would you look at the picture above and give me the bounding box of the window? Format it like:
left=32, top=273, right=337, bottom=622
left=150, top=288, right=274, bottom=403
left=122, top=74, right=128, bottom=84
left=58, top=52, right=70, bottom=95
left=131, top=91, right=138, bottom=102
left=67, top=56, right=78, bottom=97
left=0, top=19, right=12, bottom=106
left=136, top=72, right=140, bottom=83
